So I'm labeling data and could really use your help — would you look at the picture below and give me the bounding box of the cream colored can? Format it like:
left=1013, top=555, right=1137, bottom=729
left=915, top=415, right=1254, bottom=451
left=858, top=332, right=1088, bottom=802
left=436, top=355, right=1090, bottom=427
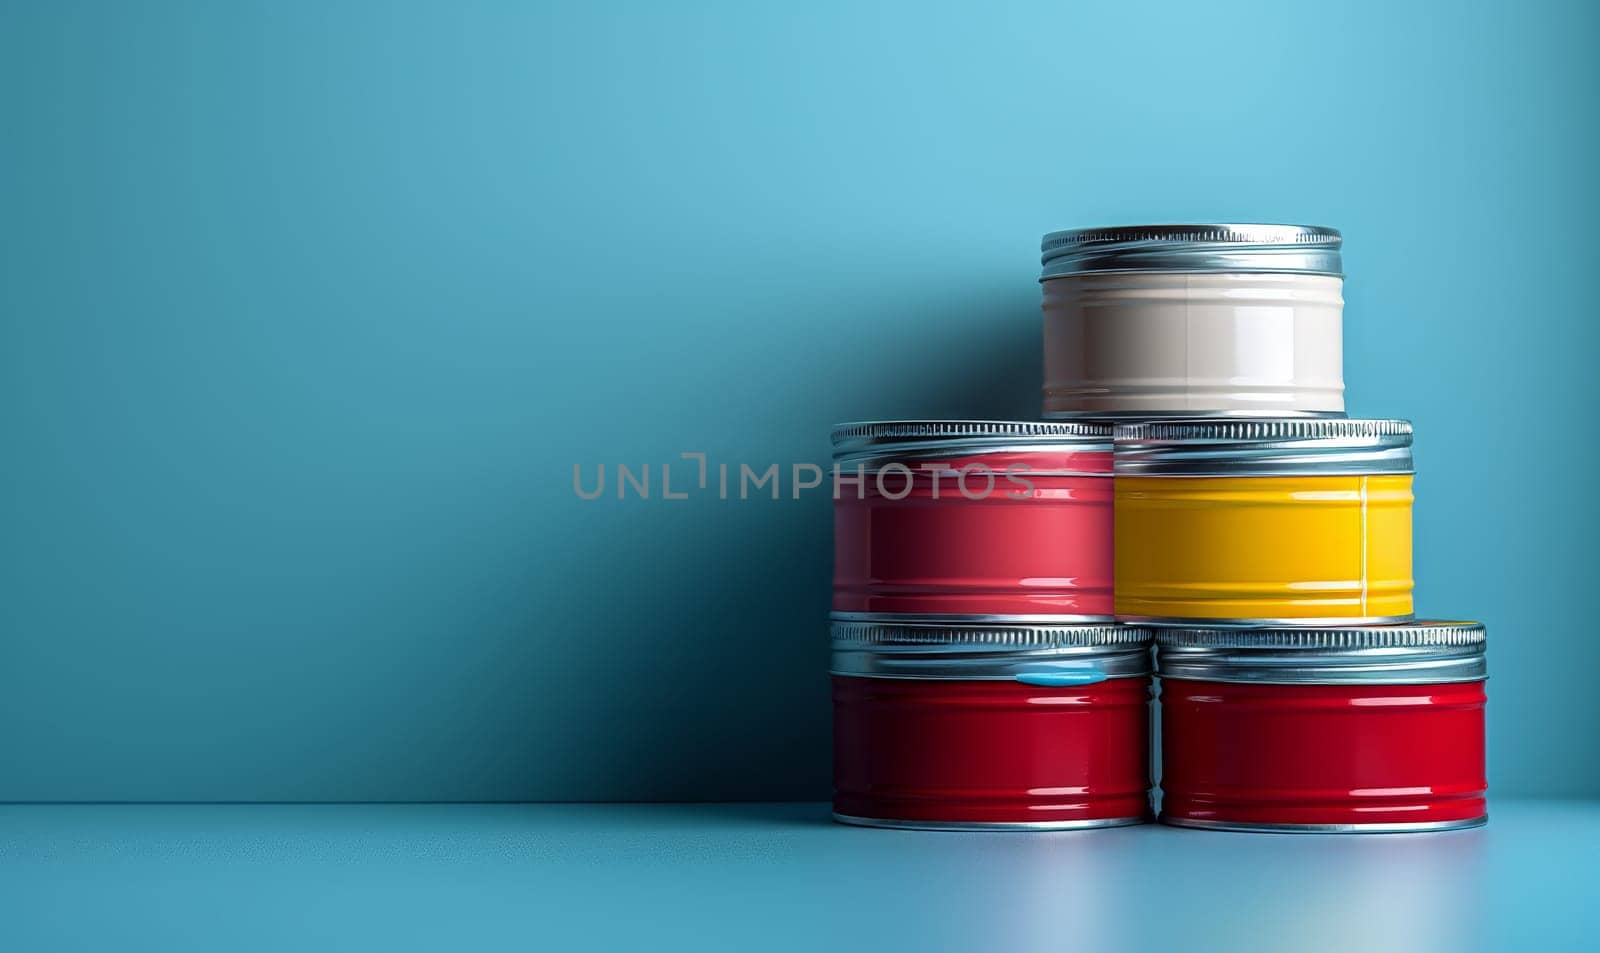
left=1040, top=225, right=1346, bottom=419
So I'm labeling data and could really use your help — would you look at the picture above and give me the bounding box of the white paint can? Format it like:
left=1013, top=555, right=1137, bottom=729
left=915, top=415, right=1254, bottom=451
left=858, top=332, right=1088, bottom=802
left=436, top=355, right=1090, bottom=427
left=1040, top=225, right=1346, bottom=419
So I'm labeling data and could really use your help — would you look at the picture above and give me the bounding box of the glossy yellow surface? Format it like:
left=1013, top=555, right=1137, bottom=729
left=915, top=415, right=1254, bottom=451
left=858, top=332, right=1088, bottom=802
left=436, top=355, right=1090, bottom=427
left=1115, top=475, right=1413, bottom=622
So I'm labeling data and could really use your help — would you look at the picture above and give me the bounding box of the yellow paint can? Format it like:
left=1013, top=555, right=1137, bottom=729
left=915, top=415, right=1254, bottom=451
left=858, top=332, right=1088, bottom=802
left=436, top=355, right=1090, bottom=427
left=1114, top=419, right=1415, bottom=624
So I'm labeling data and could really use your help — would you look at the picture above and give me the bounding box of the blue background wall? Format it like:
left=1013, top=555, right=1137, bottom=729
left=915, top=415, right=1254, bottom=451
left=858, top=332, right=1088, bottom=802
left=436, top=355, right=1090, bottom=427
left=3, top=0, right=1596, bottom=801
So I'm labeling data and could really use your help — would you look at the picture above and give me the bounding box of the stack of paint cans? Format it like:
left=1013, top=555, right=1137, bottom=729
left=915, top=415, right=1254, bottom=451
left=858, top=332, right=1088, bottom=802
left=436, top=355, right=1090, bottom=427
left=830, top=224, right=1487, bottom=833
left=829, top=422, right=1153, bottom=829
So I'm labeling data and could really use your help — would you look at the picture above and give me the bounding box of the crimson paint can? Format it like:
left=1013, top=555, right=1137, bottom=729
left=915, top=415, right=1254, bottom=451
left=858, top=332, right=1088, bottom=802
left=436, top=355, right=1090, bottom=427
left=831, top=620, right=1154, bottom=830
left=1156, top=622, right=1488, bottom=833
left=831, top=420, right=1113, bottom=620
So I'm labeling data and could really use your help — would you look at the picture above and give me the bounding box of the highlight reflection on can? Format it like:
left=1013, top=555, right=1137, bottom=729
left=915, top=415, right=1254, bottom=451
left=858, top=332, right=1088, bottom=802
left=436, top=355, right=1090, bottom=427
left=832, top=620, right=1154, bottom=830
left=1156, top=622, right=1488, bottom=832
left=1114, top=418, right=1415, bottom=624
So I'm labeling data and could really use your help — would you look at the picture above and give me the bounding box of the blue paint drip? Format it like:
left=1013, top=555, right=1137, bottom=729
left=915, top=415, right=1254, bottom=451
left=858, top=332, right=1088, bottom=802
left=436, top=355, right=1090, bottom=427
left=1013, top=670, right=1106, bottom=687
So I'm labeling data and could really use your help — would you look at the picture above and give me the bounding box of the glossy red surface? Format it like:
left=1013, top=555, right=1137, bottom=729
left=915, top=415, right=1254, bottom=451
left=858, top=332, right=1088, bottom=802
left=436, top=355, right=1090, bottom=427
left=1160, top=679, right=1487, bottom=827
left=832, top=674, right=1151, bottom=825
left=832, top=450, right=1112, bottom=616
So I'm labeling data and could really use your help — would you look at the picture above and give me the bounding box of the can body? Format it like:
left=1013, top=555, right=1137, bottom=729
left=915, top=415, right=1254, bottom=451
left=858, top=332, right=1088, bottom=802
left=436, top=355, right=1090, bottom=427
left=1042, top=273, right=1344, bottom=418
left=1115, top=474, right=1413, bottom=623
left=834, top=450, right=1112, bottom=618
left=1160, top=678, right=1487, bottom=831
left=833, top=674, right=1151, bottom=829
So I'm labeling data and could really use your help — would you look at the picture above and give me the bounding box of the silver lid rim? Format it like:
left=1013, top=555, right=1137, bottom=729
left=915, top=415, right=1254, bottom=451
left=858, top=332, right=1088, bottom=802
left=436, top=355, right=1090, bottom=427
left=1122, top=613, right=1417, bottom=628
left=1154, top=621, right=1486, bottom=685
left=1041, top=223, right=1343, bottom=279
left=834, top=619, right=1150, bottom=648
left=1114, top=417, right=1413, bottom=477
left=832, top=419, right=1112, bottom=465
left=1044, top=408, right=1349, bottom=422
left=835, top=814, right=1149, bottom=832
left=831, top=619, right=1153, bottom=680
left=831, top=611, right=1116, bottom=625
left=1161, top=817, right=1487, bottom=835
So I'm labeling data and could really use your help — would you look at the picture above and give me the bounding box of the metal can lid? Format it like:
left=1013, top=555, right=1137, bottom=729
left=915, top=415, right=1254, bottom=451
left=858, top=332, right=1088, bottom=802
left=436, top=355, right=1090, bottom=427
left=831, top=619, right=1152, bottom=681
left=1155, top=621, right=1487, bottom=685
left=1040, top=223, right=1343, bottom=279
left=831, top=420, right=1112, bottom=466
left=1114, top=418, right=1413, bottom=477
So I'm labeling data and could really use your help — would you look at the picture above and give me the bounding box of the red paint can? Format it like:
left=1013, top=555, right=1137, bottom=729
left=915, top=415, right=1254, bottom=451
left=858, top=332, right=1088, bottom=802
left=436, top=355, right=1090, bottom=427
left=1157, top=622, right=1487, bottom=833
left=831, top=421, right=1114, bottom=620
left=832, top=620, right=1153, bottom=830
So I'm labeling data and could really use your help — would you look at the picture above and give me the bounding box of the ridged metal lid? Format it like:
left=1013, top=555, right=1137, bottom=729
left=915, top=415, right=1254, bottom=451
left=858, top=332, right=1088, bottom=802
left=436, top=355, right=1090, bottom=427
left=1115, top=418, right=1413, bottom=476
left=1041, top=224, right=1343, bottom=279
left=1156, top=622, right=1486, bottom=685
left=832, top=420, right=1112, bottom=467
left=831, top=619, right=1152, bottom=682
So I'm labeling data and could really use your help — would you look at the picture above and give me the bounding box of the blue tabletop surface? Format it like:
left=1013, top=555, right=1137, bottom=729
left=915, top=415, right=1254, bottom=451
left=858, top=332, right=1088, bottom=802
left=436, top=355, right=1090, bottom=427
left=1, top=800, right=1594, bottom=951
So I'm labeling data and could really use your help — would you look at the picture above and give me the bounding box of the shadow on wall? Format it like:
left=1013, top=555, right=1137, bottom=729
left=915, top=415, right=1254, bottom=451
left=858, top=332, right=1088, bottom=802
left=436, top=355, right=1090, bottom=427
left=551, top=284, right=1041, bottom=800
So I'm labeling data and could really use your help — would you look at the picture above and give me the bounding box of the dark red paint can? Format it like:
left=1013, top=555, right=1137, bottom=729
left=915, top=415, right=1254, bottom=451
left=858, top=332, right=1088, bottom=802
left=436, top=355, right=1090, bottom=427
left=1157, top=622, right=1487, bottom=833
left=830, top=421, right=1113, bottom=620
left=832, top=620, right=1153, bottom=830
